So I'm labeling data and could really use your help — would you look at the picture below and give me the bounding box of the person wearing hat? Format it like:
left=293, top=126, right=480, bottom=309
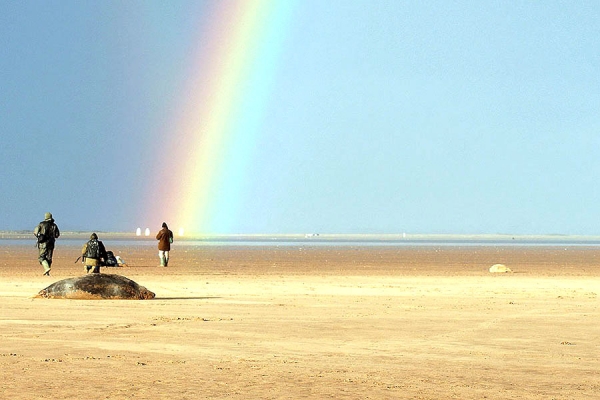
left=81, top=233, right=108, bottom=273
left=33, top=212, right=61, bottom=276
left=155, top=222, right=174, bottom=267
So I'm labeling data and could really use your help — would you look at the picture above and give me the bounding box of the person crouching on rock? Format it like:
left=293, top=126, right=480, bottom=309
left=81, top=233, right=107, bottom=273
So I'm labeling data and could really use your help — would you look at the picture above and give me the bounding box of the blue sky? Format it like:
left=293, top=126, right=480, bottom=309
left=1, top=0, right=599, bottom=235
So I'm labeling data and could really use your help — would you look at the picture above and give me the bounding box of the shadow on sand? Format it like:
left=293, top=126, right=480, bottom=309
left=153, top=296, right=221, bottom=300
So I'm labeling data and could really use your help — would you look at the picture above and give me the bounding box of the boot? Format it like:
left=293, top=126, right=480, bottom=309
left=164, top=257, right=169, bottom=267
left=41, top=260, right=51, bottom=276
left=159, top=256, right=165, bottom=267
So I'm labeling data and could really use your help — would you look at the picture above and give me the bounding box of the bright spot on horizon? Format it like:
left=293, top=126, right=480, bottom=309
left=144, top=228, right=150, bottom=236
left=178, top=227, right=184, bottom=236
left=136, top=227, right=141, bottom=236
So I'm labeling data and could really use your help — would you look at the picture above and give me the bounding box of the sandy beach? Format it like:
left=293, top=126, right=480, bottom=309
left=1, top=240, right=599, bottom=399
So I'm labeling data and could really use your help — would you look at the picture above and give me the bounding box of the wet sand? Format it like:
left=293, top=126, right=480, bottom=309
left=1, top=242, right=599, bottom=399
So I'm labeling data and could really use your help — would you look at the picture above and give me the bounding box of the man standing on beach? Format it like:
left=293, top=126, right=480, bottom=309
left=156, top=222, right=173, bottom=267
left=33, top=212, right=60, bottom=276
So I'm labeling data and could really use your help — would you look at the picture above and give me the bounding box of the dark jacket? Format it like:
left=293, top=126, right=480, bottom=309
left=156, top=227, right=173, bottom=251
left=34, top=219, right=60, bottom=245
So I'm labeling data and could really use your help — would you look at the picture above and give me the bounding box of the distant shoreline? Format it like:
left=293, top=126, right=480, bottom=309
left=2, top=230, right=600, bottom=244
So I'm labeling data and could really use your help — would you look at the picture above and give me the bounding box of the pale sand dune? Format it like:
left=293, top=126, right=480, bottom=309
left=1, top=244, right=599, bottom=399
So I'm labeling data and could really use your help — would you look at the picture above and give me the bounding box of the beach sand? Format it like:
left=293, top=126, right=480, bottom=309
left=1, top=243, right=598, bottom=399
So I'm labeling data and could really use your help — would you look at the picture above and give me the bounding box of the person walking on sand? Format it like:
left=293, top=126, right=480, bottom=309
left=34, top=212, right=60, bottom=276
left=156, top=222, right=173, bottom=267
left=81, top=233, right=108, bottom=274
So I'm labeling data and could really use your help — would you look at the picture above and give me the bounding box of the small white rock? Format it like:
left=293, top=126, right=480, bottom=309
left=489, top=264, right=512, bottom=273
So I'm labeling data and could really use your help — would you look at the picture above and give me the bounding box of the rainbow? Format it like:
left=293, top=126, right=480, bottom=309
left=146, top=1, right=296, bottom=235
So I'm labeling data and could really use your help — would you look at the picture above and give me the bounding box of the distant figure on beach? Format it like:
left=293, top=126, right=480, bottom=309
left=81, top=233, right=107, bottom=274
left=34, top=212, right=60, bottom=276
left=156, top=222, right=174, bottom=267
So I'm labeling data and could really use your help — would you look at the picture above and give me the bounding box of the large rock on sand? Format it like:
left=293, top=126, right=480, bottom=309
left=36, top=274, right=155, bottom=300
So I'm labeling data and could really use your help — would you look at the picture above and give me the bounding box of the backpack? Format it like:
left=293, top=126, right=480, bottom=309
left=85, top=239, right=100, bottom=259
left=104, top=251, right=119, bottom=267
